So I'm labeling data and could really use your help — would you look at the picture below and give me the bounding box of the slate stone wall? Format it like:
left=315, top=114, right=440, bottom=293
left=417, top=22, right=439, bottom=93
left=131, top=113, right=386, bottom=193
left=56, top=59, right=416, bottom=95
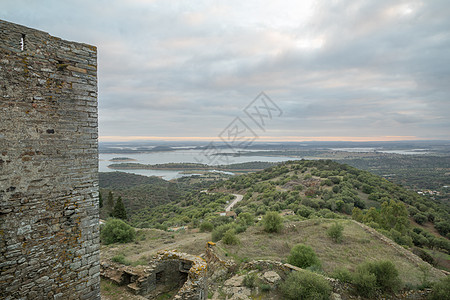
left=0, top=19, right=100, bottom=299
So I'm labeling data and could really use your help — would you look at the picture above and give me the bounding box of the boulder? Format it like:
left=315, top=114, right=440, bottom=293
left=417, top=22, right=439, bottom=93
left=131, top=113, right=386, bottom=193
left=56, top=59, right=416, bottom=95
left=262, top=271, right=281, bottom=284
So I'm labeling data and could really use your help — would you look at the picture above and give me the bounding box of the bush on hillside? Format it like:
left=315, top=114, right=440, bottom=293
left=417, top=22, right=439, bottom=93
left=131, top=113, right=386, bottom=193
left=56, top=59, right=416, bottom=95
left=222, top=229, right=240, bottom=245
left=287, top=244, right=321, bottom=269
left=237, top=212, right=254, bottom=226
left=262, top=211, right=283, bottom=233
left=327, top=222, right=344, bottom=243
left=200, top=221, right=214, bottom=232
left=281, top=270, right=331, bottom=300
left=111, top=254, right=131, bottom=265
left=353, top=260, right=401, bottom=296
left=243, top=272, right=258, bottom=288
left=428, top=276, right=450, bottom=300
left=211, top=223, right=235, bottom=242
left=331, top=267, right=352, bottom=283
left=353, top=268, right=377, bottom=297
left=100, top=218, right=135, bottom=245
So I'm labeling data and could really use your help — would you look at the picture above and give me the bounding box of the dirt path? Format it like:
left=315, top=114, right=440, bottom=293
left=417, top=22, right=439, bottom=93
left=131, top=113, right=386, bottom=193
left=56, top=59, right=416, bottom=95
left=225, top=194, right=243, bottom=211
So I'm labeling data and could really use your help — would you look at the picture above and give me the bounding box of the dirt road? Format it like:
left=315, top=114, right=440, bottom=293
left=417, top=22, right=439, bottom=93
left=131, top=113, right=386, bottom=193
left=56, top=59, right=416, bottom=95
left=225, top=194, right=243, bottom=211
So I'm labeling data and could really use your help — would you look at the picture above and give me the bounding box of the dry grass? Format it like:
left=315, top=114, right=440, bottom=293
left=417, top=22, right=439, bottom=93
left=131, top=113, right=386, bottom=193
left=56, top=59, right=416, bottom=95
left=100, top=219, right=446, bottom=287
left=100, top=228, right=210, bottom=262
left=218, top=218, right=447, bottom=286
left=100, top=279, right=145, bottom=300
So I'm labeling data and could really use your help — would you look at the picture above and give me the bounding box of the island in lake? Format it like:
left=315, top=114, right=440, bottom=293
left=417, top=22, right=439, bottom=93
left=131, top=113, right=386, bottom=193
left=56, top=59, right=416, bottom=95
left=109, top=157, right=137, bottom=162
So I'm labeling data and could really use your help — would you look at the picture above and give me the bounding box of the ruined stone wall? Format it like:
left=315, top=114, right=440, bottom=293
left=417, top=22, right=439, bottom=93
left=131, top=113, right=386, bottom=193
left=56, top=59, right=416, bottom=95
left=0, top=19, right=100, bottom=299
left=100, top=250, right=207, bottom=299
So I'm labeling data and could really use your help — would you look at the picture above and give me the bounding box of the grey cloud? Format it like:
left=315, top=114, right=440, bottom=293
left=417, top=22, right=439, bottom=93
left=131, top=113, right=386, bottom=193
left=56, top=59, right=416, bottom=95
left=1, top=0, right=449, bottom=139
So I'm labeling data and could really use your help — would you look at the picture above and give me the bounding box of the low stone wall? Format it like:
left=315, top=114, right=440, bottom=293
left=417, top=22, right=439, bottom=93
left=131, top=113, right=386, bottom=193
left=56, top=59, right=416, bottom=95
left=205, top=242, right=237, bottom=275
left=352, top=220, right=448, bottom=277
left=242, top=260, right=350, bottom=294
left=156, top=250, right=207, bottom=300
left=100, top=250, right=207, bottom=300
left=205, top=242, right=435, bottom=300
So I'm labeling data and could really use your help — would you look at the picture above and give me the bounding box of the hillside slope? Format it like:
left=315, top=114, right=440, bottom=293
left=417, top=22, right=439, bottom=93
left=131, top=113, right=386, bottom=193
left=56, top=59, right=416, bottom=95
left=99, top=172, right=184, bottom=220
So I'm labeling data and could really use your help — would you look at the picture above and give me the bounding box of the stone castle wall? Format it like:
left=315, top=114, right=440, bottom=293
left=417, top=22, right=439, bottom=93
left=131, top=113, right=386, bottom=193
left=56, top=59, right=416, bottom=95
left=0, top=19, right=100, bottom=299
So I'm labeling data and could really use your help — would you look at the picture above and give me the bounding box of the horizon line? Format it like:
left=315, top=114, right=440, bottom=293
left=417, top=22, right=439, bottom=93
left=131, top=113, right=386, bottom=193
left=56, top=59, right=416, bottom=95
left=98, top=135, right=448, bottom=143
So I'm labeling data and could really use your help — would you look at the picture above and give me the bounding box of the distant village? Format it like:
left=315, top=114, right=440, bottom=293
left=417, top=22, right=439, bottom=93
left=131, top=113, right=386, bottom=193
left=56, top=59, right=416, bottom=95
left=417, top=190, right=441, bottom=196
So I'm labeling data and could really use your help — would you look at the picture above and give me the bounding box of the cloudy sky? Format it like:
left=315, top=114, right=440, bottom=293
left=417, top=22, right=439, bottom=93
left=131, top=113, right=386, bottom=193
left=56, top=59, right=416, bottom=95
left=2, top=0, right=449, bottom=142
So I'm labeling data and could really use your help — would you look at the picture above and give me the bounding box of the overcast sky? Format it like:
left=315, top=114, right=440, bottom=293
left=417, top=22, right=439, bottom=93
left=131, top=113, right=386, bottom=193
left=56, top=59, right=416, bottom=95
left=2, top=0, right=449, bottom=142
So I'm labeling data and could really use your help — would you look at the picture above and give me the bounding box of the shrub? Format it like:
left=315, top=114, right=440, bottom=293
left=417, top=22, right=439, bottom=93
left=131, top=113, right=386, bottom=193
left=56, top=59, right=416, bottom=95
left=100, top=218, right=135, bottom=245
left=234, top=224, right=247, bottom=234
left=211, top=223, right=234, bottom=242
left=200, top=221, right=214, bottom=232
left=361, top=184, right=374, bottom=194
left=222, top=229, right=240, bottom=245
left=329, top=176, right=341, bottom=184
left=111, top=254, right=130, bottom=265
left=388, top=229, right=413, bottom=247
left=262, top=211, right=283, bottom=233
left=243, top=272, right=258, bottom=288
left=353, top=268, right=377, bottom=297
left=331, top=267, right=352, bottom=283
left=259, top=283, right=271, bottom=292
left=434, top=221, right=450, bottom=237
left=413, top=213, right=427, bottom=225
left=287, top=244, right=321, bottom=269
left=332, top=185, right=340, bottom=193
left=428, top=276, right=450, bottom=300
left=154, top=223, right=168, bottom=231
left=353, top=260, right=401, bottom=296
left=281, top=270, right=331, bottom=300
left=327, top=222, right=344, bottom=243
left=237, top=212, right=254, bottom=226
left=297, top=205, right=314, bottom=218
left=211, top=216, right=233, bottom=227
left=413, top=247, right=436, bottom=266
left=321, top=179, right=333, bottom=186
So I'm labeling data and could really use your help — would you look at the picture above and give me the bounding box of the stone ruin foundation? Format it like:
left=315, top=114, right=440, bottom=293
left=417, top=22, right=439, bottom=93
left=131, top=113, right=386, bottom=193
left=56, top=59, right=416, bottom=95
left=100, top=250, right=207, bottom=299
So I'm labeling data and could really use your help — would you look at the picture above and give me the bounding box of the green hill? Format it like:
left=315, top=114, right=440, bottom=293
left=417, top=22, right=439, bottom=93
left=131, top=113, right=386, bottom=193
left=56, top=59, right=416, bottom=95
left=100, top=160, right=450, bottom=270
left=99, top=172, right=184, bottom=220
left=99, top=171, right=228, bottom=222
left=100, top=160, right=450, bottom=298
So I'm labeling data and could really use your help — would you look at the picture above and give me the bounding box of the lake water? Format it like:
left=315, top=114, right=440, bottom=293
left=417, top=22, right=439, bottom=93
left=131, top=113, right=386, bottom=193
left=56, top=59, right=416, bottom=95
left=330, top=148, right=430, bottom=155
left=99, top=149, right=299, bottom=180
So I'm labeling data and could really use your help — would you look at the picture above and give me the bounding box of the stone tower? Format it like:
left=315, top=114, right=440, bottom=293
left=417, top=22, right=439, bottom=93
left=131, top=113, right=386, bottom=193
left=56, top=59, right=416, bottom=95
left=0, top=20, right=100, bottom=299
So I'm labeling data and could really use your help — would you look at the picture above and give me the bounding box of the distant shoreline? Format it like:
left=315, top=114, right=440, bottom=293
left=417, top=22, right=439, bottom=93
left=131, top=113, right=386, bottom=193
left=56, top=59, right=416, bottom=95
left=106, top=161, right=277, bottom=172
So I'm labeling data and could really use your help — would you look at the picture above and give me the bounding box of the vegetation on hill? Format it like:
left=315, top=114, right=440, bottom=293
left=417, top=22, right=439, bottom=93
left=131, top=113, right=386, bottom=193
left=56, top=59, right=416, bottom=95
left=336, top=155, right=450, bottom=190
left=99, top=172, right=184, bottom=220
left=99, top=158, right=450, bottom=298
left=100, top=217, right=447, bottom=299
left=100, top=160, right=450, bottom=270
left=214, top=160, right=449, bottom=240
left=214, top=218, right=446, bottom=286
left=100, top=171, right=172, bottom=189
